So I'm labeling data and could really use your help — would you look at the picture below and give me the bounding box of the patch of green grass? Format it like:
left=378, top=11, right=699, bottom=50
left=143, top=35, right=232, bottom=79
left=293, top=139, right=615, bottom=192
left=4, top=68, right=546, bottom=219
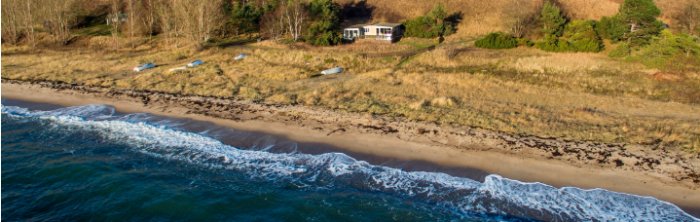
left=73, top=24, right=112, bottom=36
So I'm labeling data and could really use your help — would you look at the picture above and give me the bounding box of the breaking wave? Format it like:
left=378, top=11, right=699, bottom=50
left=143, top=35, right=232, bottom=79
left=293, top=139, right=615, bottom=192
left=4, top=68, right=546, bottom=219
left=2, top=104, right=698, bottom=221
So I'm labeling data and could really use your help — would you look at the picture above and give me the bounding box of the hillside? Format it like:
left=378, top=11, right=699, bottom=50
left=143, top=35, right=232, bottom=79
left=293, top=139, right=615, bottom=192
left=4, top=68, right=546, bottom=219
left=338, top=0, right=694, bottom=37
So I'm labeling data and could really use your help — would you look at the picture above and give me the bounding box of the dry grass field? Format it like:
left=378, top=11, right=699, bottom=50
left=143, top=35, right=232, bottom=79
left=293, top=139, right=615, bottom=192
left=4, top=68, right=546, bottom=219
left=3, top=34, right=700, bottom=152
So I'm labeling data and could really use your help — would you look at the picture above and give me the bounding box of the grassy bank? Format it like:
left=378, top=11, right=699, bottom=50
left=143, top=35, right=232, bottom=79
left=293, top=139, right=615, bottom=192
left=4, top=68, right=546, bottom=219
left=2, top=36, right=699, bottom=152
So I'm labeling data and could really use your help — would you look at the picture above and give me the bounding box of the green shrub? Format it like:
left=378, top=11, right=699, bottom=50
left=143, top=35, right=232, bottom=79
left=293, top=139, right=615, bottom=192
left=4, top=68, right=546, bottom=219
left=305, top=0, right=342, bottom=46
left=558, top=20, right=604, bottom=52
left=536, top=20, right=603, bottom=52
left=405, top=16, right=440, bottom=38
left=598, top=16, right=627, bottom=42
left=615, top=0, right=664, bottom=46
left=540, top=1, right=567, bottom=37
left=628, top=30, right=700, bottom=71
left=475, top=32, right=518, bottom=49
left=403, top=4, right=457, bottom=38
left=517, top=38, right=535, bottom=47
left=609, top=42, right=631, bottom=57
left=535, top=34, right=561, bottom=51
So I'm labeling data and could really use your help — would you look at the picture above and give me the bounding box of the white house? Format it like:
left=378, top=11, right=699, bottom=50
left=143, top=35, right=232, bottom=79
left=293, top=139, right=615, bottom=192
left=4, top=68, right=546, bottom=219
left=343, top=23, right=404, bottom=42
left=343, top=24, right=365, bottom=40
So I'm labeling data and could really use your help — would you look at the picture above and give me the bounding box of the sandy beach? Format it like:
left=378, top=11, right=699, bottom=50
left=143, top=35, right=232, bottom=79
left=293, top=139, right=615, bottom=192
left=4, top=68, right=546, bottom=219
left=2, top=81, right=699, bottom=216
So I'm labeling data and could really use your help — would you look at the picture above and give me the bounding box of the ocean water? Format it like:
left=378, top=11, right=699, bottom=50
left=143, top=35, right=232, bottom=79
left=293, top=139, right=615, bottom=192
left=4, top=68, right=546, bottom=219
left=2, top=103, right=698, bottom=221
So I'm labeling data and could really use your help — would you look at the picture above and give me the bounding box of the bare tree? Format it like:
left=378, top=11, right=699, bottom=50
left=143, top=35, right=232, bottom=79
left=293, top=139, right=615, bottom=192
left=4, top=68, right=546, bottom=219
left=155, top=0, right=225, bottom=48
left=110, top=0, right=122, bottom=48
left=1, top=0, right=37, bottom=45
left=283, top=0, right=306, bottom=41
left=39, top=0, right=78, bottom=44
left=675, top=2, right=700, bottom=36
left=1, top=0, right=23, bottom=44
left=143, top=0, right=157, bottom=37
left=506, top=0, right=542, bottom=38
left=260, top=0, right=307, bottom=41
left=23, top=0, right=37, bottom=46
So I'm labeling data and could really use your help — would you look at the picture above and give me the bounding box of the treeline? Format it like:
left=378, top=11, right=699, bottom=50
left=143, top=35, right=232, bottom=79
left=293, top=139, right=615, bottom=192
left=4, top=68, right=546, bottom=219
left=1, top=0, right=344, bottom=47
left=475, top=0, right=700, bottom=71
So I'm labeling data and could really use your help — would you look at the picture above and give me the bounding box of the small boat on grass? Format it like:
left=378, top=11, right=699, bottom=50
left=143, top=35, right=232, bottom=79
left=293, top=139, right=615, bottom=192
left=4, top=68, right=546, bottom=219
left=320, top=67, right=343, bottom=75
left=187, top=60, right=204, bottom=68
left=133, top=63, right=156, bottom=72
left=234, top=53, right=247, bottom=61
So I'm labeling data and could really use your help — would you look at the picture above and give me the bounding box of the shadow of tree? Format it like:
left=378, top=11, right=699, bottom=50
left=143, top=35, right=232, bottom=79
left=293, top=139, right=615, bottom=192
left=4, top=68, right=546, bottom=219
left=341, top=0, right=375, bottom=25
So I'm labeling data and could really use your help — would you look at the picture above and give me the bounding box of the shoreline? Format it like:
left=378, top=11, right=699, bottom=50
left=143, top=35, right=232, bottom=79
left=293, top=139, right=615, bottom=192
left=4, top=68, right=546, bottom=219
left=2, top=80, right=700, bottom=216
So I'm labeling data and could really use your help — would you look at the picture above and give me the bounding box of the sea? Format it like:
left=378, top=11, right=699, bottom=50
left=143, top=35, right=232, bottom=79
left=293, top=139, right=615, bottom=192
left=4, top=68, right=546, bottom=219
left=2, top=99, right=698, bottom=221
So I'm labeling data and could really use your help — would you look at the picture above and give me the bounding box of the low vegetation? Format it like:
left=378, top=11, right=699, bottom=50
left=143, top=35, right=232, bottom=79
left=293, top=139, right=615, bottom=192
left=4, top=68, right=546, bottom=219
left=474, top=32, right=518, bottom=49
left=621, top=30, right=700, bottom=72
left=403, top=4, right=457, bottom=39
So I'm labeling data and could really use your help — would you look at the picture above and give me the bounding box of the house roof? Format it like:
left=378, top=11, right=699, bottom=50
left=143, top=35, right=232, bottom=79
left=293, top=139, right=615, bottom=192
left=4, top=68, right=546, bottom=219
left=345, top=24, right=366, bottom=29
left=345, top=22, right=403, bottom=29
left=372, top=23, right=402, bottom=28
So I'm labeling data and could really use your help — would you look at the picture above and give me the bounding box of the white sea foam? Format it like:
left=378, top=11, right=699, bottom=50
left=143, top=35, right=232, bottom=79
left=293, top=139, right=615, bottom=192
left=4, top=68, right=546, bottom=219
left=2, top=104, right=698, bottom=221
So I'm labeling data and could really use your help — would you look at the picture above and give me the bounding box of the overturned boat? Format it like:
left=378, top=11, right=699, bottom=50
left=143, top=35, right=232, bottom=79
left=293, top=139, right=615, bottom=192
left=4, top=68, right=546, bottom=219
left=133, top=63, right=156, bottom=72
left=187, top=60, right=204, bottom=68
left=234, top=53, right=247, bottom=61
left=320, top=67, right=343, bottom=75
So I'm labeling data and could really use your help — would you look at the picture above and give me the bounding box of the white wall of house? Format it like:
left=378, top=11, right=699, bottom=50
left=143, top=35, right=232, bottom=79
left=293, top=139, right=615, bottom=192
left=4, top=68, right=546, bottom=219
left=364, top=25, right=393, bottom=36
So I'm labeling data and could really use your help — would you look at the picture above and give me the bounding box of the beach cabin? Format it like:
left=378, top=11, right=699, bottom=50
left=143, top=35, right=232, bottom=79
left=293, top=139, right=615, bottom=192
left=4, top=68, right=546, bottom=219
left=343, top=23, right=404, bottom=42
left=343, top=24, right=365, bottom=41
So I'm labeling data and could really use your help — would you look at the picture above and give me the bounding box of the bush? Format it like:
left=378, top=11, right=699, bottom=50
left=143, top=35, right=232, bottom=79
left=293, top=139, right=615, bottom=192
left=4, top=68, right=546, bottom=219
left=616, top=0, right=664, bottom=46
left=598, top=16, right=627, bottom=42
left=609, top=42, right=631, bottom=58
left=517, top=38, right=534, bottom=47
left=535, top=34, right=561, bottom=51
left=540, top=1, right=567, bottom=37
left=403, top=4, right=457, bottom=39
left=629, top=30, right=700, bottom=71
left=305, top=0, right=342, bottom=46
left=404, top=16, right=440, bottom=38
left=536, top=20, right=603, bottom=52
left=558, top=20, right=604, bottom=52
left=475, top=32, right=518, bottom=49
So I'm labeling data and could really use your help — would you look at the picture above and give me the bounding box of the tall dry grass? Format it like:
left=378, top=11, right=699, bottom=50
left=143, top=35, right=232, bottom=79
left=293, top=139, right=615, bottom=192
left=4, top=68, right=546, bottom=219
left=3, top=37, right=700, bottom=151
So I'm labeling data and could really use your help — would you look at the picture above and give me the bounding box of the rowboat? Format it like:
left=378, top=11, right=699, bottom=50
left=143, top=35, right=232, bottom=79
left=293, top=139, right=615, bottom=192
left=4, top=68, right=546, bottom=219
left=133, top=63, right=156, bottom=72
left=320, top=67, right=343, bottom=75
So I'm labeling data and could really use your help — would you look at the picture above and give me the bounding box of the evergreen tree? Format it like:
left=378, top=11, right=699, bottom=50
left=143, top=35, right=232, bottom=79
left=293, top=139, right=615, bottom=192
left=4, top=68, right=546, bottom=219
left=306, top=0, right=342, bottom=46
left=536, top=1, right=567, bottom=51
left=403, top=4, right=456, bottom=39
left=617, top=0, right=663, bottom=45
left=540, top=1, right=566, bottom=37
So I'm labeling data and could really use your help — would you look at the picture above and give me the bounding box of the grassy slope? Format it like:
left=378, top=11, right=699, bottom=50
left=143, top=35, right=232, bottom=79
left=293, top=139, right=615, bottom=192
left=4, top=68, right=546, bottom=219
left=338, top=0, right=693, bottom=37
left=2, top=0, right=699, bottom=151
left=3, top=35, right=699, bottom=151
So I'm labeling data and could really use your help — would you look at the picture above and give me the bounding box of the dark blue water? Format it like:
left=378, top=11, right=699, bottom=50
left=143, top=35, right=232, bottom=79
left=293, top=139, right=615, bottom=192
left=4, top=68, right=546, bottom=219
left=2, top=103, right=698, bottom=221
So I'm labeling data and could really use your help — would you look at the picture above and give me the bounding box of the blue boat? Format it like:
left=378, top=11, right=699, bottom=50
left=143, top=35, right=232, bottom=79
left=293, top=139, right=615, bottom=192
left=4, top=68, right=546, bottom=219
left=133, top=63, right=156, bottom=72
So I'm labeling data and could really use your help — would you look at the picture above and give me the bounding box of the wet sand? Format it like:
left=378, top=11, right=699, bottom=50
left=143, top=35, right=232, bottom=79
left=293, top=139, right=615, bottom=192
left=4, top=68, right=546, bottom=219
left=2, top=82, right=699, bottom=217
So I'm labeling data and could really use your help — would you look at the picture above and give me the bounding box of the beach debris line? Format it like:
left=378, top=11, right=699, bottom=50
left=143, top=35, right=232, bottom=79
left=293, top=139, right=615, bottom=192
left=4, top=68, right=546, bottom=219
left=133, top=63, right=156, bottom=72
left=321, top=66, right=343, bottom=75
left=234, top=53, right=247, bottom=61
left=187, top=60, right=204, bottom=68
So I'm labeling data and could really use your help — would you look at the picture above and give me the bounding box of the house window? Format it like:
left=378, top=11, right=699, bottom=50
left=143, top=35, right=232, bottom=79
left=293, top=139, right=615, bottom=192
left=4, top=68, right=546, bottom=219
left=379, top=28, right=392, bottom=35
left=364, top=28, right=369, bottom=33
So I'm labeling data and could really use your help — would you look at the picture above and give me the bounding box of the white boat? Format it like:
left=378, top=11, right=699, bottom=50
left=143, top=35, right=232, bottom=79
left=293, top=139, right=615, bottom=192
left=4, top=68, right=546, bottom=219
left=187, top=60, right=204, bottom=68
left=234, top=53, right=247, bottom=61
left=133, top=63, right=156, bottom=72
left=321, top=67, right=343, bottom=75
